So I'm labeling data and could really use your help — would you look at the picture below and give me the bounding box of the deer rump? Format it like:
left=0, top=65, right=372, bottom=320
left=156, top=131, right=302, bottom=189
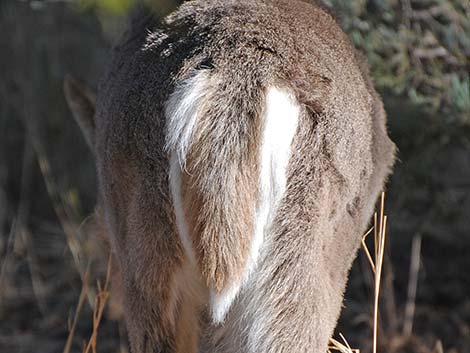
left=166, top=70, right=300, bottom=323
left=63, top=1, right=397, bottom=353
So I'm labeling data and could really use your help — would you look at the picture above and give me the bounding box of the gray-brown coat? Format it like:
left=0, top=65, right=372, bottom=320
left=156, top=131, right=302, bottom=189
left=64, top=1, right=396, bottom=352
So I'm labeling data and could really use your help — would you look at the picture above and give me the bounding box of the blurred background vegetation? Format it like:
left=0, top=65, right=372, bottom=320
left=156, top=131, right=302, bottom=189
left=0, top=0, right=469, bottom=352
left=330, top=0, right=469, bottom=124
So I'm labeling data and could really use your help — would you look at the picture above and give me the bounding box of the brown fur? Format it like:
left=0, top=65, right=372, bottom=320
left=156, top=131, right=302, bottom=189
left=179, top=77, right=264, bottom=292
left=64, top=1, right=396, bottom=352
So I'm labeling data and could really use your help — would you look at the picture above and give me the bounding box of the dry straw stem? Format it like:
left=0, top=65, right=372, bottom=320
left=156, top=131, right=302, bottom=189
left=83, top=255, right=113, bottom=353
left=328, top=333, right=360, bottom=353
left=329, top=193, right=389, bottom=353
left=361, top=192, right=388, bottom=353
left=63, top=269, right=90, bottom=353
left=62, top=256, right=111, bottom=353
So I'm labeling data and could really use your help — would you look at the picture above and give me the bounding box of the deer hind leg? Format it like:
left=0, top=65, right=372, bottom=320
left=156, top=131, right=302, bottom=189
left=204, top=126, right=373, bottom=353
left=112, top=190, right=205, bottom=353
left=211, top=215, right=362, bottom=353
left=121, top=255, right=205, bottom=353
left=173, top=258, right=207, bottom=353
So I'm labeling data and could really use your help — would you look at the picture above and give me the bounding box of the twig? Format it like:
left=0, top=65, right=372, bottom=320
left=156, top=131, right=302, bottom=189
left=63, top=269, right=90, bottom=353
left=0, top=219, right=17, bottom=309
left=411, top=6, right=444, bottom=21
left=83, top=255, right=113, bottom=353
left=412, top=47, right=459, bottom=65
left=403, top=234, right=422, bottom=337
left=383, top=255, right=398, bottom=333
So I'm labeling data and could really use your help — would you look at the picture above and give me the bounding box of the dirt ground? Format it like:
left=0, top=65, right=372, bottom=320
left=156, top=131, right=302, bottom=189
left=1, top=1, right=469, bottom=353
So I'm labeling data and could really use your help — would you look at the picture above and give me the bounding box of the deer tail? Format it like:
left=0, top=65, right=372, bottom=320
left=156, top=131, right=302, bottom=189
left=166, top=69, right=300, bottom=323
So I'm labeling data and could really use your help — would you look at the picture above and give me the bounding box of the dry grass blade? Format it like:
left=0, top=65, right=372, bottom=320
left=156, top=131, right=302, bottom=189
left=361, top=192, right=388, bottom=353
left=373, top=214, right=387, bottom=353
left=63, top=269, right=90, bottom=353
left=330, top=194, right=389, bottom=353
left=328, top=334, right=360, bottom=353
left=83, top=255, right=113, bottom=353
left=361, top=226, right=375, bottom=273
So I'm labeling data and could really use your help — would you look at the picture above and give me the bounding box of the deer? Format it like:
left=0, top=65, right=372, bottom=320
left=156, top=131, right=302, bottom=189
left=64, top=0, right=396, bottom=352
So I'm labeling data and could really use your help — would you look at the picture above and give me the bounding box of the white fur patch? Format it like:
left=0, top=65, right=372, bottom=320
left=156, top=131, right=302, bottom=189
left=169, top=153, right=197, bottom=264
left=166, top=73, right=209, bottom=265
left=165, top=72, right=209, bottom=167
left=251, top=87, right=300, bottom=271
left=210, top=87, right=300, bottom=323
left=210, top=282, right=243, bottom=324
left=166, top=76, right=300, bottom=324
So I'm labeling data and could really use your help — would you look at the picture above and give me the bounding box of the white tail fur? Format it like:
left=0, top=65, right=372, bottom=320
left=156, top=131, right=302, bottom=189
left=166, top=72, right=301, bottom=323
